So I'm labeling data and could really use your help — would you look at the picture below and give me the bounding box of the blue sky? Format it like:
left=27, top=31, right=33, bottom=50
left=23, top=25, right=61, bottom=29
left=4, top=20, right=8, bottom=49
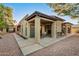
left=4, top=3, right=78, bottom=24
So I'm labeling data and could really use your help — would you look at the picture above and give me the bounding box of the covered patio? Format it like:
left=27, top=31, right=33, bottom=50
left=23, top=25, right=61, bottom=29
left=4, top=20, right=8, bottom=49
left=25, top=11, right=64, bottom=43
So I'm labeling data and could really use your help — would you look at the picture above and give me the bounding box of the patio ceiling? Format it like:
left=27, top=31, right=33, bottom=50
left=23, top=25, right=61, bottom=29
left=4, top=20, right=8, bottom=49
left=29, top=18, right=53, bottom=24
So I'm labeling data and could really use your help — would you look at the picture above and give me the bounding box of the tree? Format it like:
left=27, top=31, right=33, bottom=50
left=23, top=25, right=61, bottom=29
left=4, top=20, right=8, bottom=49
left=0, top=4, right=6, bottom=30
left=49, top=3, right=79, bottom=19
left=3, top=4, right=13, bottom=26
left=0, top=4, right=13, bottom=31
left=0, top=19, right=5, bottom=30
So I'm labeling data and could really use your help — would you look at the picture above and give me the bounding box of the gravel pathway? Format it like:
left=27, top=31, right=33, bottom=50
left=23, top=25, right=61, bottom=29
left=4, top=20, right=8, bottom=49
left=29, top=34, right=79, bottom=56
left=0, top=33, right=23, bottom=56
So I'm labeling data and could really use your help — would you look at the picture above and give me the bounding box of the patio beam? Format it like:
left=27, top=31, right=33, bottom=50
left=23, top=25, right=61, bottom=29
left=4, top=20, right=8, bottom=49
left=41, top=18, right=54, bottom=22
left=28, top=18, right=35, bottom=22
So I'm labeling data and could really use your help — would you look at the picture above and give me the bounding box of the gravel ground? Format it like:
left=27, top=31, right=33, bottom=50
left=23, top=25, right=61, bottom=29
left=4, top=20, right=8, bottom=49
left=0, top=33, right=23, bottom=56
left=29, top=34, right=79, bottom=56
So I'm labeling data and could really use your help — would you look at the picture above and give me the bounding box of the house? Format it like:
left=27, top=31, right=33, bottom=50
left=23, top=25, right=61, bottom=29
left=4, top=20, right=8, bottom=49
left=17, top=14, right=28, bottom=38
left=17, top=11, right=67, bottom=43
left=1, top=20, right=16, bottom=33
left=7, top=20, right=16, bottom=32
left=1, top=14, right=16, bottom=33
left=62, top=22, right=73, bottom=35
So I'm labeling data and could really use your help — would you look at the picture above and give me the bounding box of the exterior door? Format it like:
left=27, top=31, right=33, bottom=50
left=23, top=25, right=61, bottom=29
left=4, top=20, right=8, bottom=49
left=45, top=24, right=51, bottom=37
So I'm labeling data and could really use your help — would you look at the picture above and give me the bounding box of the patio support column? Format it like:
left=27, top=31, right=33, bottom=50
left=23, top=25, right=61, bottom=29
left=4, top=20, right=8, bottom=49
left=35, top=16, right=40, bottom=43
left=23, top=22, right=26, bottom=36
left=65, top=26, right=68, bottom=35
left=27, top=22, right=30, bottom=38
left=20, top=24, right=23, bottom=34
left=42, top=25, right=45, bottom=34
left=51, top=22, right=56, bottom=38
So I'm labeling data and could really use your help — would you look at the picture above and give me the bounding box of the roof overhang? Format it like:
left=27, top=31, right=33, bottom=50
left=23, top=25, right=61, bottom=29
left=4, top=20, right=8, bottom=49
left=63, top=22, right=73, bottom=25
left=25, top=11, right=65, bottom=21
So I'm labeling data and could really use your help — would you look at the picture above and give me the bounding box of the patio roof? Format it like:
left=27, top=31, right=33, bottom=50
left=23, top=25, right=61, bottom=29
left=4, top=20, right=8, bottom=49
left=63, top=22, right=73, bottom=25
left=19, top=14, right=28, bottom=24
left=25, top=11, right=65, bottom=21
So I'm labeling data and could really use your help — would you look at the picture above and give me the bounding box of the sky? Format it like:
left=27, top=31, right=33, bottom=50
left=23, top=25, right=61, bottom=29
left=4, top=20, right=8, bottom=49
left=4, top=3, right=79, bottom=24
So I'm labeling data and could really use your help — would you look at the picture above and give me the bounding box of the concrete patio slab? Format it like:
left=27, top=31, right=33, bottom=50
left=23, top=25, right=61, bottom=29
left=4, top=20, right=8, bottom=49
left=29, top=33, right=79, bottom=56
left=13, top=33, right=75, bottom=56
left=18, top=40, right=35, bottom=48
left=40, top=33, right=75, bottom=47
left=13, top=33, right=43, bottom=55
left=21, top=44, right=43, bottom=55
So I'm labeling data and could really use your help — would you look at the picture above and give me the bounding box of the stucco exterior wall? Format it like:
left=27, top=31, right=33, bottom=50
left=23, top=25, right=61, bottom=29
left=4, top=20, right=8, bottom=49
left=19, top=20, right=27, bottom=37
left=71, top=27, right=79, bottom=33
left=56, top=21, right=63, bottom=32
